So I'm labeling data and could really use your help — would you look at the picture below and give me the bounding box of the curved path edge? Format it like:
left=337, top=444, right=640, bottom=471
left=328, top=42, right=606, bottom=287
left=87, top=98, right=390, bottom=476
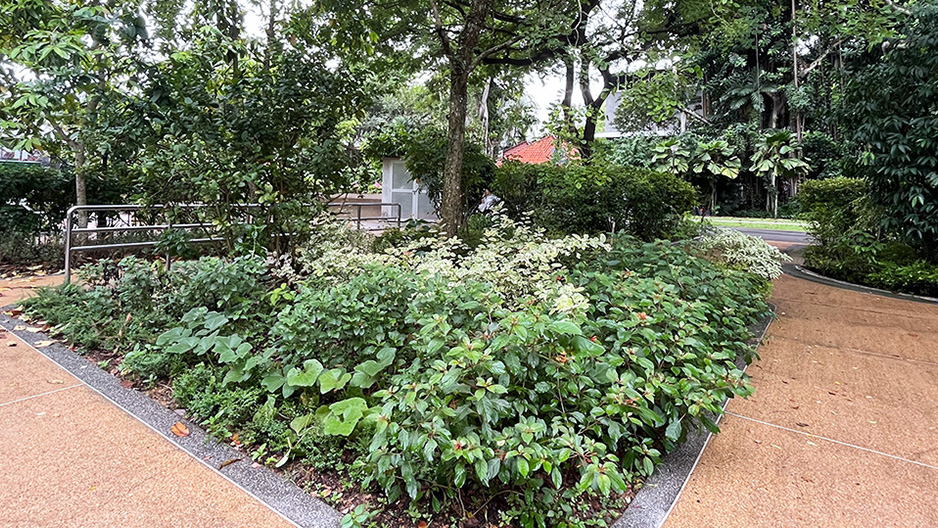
left=0, top=304, right=343, bottom=528
left=783, top=263, right=938, bottom=305
left=611, top=306, right=776, bottom=528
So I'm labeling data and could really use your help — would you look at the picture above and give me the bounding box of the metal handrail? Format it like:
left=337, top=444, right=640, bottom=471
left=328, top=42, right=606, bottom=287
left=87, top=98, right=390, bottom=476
left=326, top=202, right=402, bottom=230
left=65, top=202, right=404, bottom=282
left=64, top=204, right=233, bottom=283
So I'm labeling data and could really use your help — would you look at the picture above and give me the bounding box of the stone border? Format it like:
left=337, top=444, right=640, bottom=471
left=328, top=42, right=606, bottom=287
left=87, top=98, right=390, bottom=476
left=784, top=264, right=938, bottom=305
left=612, top=306, right=775, bottom=528
left=0, top=306, right=342, bottom=528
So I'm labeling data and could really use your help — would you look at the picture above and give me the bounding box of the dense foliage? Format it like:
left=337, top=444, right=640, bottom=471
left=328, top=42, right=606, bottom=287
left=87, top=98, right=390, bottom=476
left=843, top=1, right=938, bottom=259
left=22, top=219, right=772, bottom=526
left=800, top=178, right=938, bottom=296
left=492, top=161, right=697, bottom=240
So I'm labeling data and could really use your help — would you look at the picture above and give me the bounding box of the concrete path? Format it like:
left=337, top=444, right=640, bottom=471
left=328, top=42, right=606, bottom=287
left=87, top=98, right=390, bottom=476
left=663, top=250, right=938, bottom=527
left=0, top=276, right=297, bottom=528
left=734, top=228, right=812, bottom=246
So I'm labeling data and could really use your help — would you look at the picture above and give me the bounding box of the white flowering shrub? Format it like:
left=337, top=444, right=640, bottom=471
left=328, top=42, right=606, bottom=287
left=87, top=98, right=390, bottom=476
left=697, top=227, right=792, bottom=280
left=296, top=214, right=609, bottom=315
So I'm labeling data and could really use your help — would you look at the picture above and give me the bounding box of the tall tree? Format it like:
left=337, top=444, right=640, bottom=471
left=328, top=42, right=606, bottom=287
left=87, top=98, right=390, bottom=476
left=0, top=0, right=148, bottom=227
left=320, top=0, right=587, bottom=235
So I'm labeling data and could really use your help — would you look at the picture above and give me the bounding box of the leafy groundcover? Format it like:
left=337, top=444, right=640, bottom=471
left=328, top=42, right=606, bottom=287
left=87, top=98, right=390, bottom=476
left=20, top=217, right=771, bottom=528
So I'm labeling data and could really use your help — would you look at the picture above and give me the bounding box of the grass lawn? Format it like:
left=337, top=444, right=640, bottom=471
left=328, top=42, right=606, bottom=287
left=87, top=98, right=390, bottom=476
left=697, top=216, right=809, bottom=232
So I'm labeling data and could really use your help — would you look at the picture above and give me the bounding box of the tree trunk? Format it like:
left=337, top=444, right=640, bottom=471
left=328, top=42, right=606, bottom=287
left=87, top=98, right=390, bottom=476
left=710, top=181, right=717, bottom=213
left=581, top=113, right=597, bottom=160
left=74, top=145, right=88, bottom=229
left=441, top=69, right=471, bottom=237
left=438, top=0, right=492, bottom=237
left=766, top=172, right=778, bottom=218
left=561, top=57, right=576, bottom=136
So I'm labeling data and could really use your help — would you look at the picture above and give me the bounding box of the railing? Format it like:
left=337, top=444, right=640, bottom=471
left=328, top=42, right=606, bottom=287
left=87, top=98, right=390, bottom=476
left=326, top=202, right=402, bottom=231
left=64, top=204, right=228, bottom=283
left=64, top=202, right=404, bottom=283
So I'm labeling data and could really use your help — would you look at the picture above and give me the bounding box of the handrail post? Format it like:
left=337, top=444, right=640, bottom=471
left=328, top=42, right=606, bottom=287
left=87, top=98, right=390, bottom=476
left=165, top=213, right=173, bottom=271
left=64, top=207, right=74, bottom=283
left=357, top=204, right=362, bottom=230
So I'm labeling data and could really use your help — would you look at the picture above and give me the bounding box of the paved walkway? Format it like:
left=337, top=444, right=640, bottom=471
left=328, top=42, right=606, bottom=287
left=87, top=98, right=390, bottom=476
left=663, top=248, right=938, bottom=527
left=0, top=276, right=296, bottom=528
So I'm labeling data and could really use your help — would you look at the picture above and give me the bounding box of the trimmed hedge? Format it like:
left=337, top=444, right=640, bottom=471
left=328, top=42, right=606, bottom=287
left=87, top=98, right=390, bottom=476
left=492, top=161, right=696, bottom=240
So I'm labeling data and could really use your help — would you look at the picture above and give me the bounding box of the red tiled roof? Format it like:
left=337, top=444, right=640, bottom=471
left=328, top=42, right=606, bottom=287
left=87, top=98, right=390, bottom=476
left=500, top=136, right=571, bottom=165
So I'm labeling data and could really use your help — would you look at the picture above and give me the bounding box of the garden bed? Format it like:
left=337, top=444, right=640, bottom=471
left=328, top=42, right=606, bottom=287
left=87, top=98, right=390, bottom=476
left=14, top=219, right=782, bottom=527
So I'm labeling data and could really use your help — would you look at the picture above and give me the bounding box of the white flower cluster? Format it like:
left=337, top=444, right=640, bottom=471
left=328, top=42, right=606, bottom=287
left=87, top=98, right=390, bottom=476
left=697, top=227, right=792, bottom=280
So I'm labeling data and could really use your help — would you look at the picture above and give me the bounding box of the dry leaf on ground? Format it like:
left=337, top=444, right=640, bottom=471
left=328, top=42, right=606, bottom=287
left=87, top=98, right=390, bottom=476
left=6, top=341, right=16, bottom=347
left=34, top=340, right=56, bottom=348
left=171, top=422, right=190, bottom=437
left=13, top=325, right=25, bottom=331
left=218, top=458, right=242, bottom=470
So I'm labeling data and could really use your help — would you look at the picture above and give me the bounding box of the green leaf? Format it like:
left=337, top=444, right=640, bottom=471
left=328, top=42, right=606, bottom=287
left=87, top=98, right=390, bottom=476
left=323, top=398, right=368, bottom=436
left=319, top=368, right=352, bottom=394
left=665, top=419, right=683, bottom=441
left=548, top=320, right=582, bottom=335
left=517, top=457, right=530, bottom=478
left=261, top=370, right=285, bottom=392
left=286, top=359, right=323, bottom=387
left=642, top=456, right=654, bottom=476
left=454, top=462, right=467, bottom=487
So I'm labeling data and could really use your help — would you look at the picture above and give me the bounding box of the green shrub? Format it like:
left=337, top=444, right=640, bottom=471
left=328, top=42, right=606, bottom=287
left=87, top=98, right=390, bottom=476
left=20, top=255, right=270, bottom=356
left=696, top=228, right=792, bottom=280
left=0, top=163, right=74, bottom=235
left=492, top=161, right=697, bottom=240
left=0, top=231, right=64, bottom=267
left=173, top=364, right=265, bottom=435
left=153, top=217, right=768, bottom=525
left=799, top=177, right=938, bottom=295
left=868, top=261, right=938, bottom=297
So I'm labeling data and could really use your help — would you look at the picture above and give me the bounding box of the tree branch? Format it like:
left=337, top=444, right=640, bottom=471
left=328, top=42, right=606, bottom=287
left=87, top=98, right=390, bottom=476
left=428, top=0, right=455, bottom=58
left=798, top=38, right=844, bottom=79
left=469, top=34, right=524, bottom=70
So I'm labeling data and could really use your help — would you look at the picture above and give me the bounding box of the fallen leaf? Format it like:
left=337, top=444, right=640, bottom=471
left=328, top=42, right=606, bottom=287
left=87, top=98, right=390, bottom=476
left=417, top=521, right=428, bottom=528
left=13, top=325, right=26, bottom=331
left=231, top=433, right=241, bottom=446
left=218, top=458, right=242, bottom=470
left=171, top=422, right=190, bottom=437
left=795, top=422, right=810, bottom=427
left=34, top=340, right=56, bottom=348
left=770, top=444, right=783, bottom=450
left=48, top=379, right=64, bottom=385
left=6, top=341, right=16, bottom=347
left=25, top=327, right=43, bottom=333
left=806, top=441, right=817, bottom=446
left=120, top=379, right=134, bottom=389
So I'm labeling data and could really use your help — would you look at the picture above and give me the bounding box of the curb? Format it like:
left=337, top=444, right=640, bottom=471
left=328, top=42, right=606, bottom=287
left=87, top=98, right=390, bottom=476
left=611, top=306, right=775, bottom=528
left=783, top=264, right=938, bottom=306
left=0, top=306, right=342, bottom=528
